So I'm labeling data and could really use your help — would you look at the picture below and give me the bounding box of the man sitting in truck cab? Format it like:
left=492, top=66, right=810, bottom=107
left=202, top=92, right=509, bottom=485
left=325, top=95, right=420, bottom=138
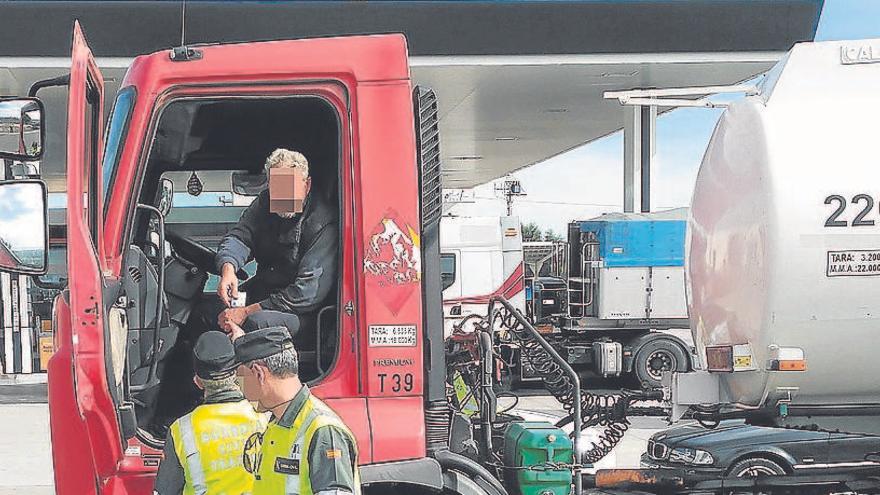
left=211, top=148, right=338, bottom=341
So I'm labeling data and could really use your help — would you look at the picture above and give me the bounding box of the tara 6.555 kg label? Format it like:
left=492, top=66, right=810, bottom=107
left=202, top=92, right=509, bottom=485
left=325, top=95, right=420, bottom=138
left=827, top=250, right=880, bottom=277
left=369, top=325, right=417, bottom=347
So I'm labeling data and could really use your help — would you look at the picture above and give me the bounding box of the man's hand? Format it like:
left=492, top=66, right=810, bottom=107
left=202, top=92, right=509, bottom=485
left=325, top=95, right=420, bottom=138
left=217, top=263, right=239, bottom=307
left=218, top=303, right=261, bottom=334
left=226, top=322, right=246, bottom=341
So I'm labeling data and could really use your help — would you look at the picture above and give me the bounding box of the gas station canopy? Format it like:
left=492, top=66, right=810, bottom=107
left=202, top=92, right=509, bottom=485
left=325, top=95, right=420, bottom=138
left=0, top=0, right=823, bottom=191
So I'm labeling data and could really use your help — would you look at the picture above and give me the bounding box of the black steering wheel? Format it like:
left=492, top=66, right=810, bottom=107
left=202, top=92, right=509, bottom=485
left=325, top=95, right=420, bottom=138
left=166, top=230, right=249, bottom=280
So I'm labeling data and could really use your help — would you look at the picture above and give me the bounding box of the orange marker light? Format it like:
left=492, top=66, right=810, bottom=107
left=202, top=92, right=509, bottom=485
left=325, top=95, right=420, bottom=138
left=776, top=360, right=806, bottom=371
left=767, top=346, right=807, bottom=371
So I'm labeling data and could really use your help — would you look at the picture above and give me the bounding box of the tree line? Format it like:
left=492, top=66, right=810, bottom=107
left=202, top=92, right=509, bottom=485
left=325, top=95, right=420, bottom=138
left=522, top=222, right=564, bottom=242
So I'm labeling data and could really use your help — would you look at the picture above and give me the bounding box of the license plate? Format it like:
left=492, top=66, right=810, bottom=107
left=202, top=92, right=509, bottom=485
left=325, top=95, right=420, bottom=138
left=542, top=299, right=555, bottom=305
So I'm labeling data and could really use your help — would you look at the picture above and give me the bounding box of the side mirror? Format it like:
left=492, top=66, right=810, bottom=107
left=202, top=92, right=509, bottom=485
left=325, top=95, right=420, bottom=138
left=0, top=180, right=48, bottom=275
left=0, top=98, right=44, bottom=161
left=157, top=178, right=174, bottom=217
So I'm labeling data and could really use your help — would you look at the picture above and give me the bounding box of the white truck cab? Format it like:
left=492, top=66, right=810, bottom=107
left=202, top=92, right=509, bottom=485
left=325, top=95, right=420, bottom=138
left=440, top=216, right=525, bottom=337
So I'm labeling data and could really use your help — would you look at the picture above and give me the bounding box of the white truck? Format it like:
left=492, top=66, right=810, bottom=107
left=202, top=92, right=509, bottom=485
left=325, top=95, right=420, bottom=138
left=440, top=215, right=526, bottom=337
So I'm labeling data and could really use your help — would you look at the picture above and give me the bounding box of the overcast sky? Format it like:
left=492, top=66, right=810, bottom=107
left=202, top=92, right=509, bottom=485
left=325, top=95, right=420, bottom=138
left=449, top=0, right=880, bottom=235
left=0, top=183, right=45, bottom=250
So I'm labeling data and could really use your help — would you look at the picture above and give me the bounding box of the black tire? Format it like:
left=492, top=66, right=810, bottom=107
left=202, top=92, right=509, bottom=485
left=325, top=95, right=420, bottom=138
left=632, top=338, right=689, bottom=389
left=727, top=457, right=788, bottom=478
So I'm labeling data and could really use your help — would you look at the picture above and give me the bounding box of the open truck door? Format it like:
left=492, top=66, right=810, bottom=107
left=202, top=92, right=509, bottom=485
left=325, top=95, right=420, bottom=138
left=47, top=21, right=123, bottom=495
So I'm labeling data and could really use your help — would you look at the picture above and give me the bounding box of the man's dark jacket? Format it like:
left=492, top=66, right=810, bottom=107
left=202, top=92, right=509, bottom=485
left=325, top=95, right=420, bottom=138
left=216, top=189, right=337, bottom=325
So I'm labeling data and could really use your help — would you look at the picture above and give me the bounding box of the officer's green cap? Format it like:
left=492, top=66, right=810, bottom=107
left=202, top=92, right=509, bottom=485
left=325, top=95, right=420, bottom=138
left=193, top=331, right=237, bottom=380
left=234, top=326, right=294, bottom=364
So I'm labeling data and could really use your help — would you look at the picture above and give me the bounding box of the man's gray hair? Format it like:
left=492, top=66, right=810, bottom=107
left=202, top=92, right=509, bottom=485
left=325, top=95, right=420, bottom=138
left=254, top=348, right=299, bottom=378
left=265, top=148, right=309, bottom=178
left=200, top=375, right=239, bottom=396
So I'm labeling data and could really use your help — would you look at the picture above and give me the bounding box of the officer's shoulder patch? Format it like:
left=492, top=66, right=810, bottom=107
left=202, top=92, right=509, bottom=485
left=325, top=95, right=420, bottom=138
left=275, top=457, right=300, bottom=475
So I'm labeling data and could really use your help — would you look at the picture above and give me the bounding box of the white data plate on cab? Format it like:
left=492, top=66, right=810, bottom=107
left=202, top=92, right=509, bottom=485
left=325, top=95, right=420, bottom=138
left=369, top=325, right=417, bottom=347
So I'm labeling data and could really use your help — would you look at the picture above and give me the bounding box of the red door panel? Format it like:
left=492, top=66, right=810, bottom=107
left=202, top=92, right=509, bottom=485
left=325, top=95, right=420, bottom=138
left=54, top=20, right=123, bottom=487
left=325, top=397, right=373, bottom=464
left=367, top=397, right=426, bottom=462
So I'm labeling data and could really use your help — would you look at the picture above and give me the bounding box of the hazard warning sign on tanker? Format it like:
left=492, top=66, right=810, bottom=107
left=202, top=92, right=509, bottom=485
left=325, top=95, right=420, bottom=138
left=826, top=250, right=880, bottom=277
left=363, top=210, right=422, bottom=315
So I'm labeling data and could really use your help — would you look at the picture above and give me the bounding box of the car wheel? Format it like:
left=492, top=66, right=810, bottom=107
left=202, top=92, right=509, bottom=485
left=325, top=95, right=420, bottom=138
left=633, top=339, right=688, bottom=388
left=728, top=457, right=788, bottom=477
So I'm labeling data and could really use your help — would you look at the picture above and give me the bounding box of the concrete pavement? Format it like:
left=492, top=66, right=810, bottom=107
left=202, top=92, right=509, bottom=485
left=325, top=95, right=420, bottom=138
left=0, top=383, right=666, bottom=495
left=0, top=403, right=53, bottom=495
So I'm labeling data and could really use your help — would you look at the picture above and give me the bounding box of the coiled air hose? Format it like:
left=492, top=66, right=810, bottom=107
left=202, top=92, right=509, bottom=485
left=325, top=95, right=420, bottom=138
left=489, top=297, right=663, bottom=464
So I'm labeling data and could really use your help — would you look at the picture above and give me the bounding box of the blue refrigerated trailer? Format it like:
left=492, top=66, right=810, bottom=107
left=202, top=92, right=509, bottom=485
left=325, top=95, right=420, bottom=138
left=519, top=208, right=693, bottom=388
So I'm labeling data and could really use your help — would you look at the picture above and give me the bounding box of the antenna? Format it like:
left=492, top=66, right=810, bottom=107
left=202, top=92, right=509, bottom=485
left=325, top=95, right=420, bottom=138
left=169, top=0, right=201, bottom=61
left=180, top=0, right=187, bottom=47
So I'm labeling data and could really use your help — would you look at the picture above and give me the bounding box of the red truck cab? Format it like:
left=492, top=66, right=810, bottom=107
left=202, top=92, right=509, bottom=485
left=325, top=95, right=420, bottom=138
left=0, top=22, right=452, bottom=494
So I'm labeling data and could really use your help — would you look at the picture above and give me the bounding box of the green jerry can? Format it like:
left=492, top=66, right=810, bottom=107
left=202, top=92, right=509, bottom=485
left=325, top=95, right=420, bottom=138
left=503, top=421, right=574, bottom=495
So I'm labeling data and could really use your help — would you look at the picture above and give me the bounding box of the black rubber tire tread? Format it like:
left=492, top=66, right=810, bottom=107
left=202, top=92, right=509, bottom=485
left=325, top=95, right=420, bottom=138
left=632, top=338, right=689, bottom=388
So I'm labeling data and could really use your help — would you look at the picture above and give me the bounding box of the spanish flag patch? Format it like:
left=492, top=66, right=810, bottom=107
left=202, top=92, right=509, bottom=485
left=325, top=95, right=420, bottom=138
left=325, top=449, right=343, bottom=459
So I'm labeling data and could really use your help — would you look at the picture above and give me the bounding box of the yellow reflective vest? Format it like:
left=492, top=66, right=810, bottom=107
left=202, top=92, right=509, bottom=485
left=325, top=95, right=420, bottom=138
left=253, top=393, right=361, bottom=495
left=170, top=399, right=267, bottom=495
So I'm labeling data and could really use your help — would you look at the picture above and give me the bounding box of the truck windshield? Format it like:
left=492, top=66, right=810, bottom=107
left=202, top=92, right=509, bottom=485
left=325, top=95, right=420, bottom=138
left=101, top=87, right=136, bottom=217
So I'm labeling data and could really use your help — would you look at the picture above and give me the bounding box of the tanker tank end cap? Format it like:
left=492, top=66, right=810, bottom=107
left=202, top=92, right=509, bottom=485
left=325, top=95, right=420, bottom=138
left=767, top=346, right=806, bottom=372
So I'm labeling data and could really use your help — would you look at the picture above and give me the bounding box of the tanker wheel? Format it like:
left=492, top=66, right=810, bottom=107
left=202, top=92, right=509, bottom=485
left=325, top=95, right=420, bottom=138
left=633, top=339, right=688, bottom=389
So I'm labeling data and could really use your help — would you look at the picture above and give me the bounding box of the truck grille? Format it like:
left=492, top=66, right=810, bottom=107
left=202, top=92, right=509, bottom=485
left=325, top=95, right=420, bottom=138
left=648, top=439, right=669, bottom=460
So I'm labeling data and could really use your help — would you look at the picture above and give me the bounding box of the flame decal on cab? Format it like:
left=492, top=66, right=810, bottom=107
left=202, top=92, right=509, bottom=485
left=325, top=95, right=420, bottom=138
left=364, top=211, right=422, bottom=314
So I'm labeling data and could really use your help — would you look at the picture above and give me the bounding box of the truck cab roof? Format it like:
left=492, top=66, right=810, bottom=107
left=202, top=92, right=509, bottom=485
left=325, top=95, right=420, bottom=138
left=122, top=33, right=410, bottom=90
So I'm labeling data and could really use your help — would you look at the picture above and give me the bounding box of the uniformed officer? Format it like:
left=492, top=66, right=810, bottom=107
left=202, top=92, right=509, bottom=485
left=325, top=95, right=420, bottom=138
left=154, top=331, right=267, bottom=495
left=234, top=326, right=360, bottom=495
left=213, top=148, right=338, bottom=338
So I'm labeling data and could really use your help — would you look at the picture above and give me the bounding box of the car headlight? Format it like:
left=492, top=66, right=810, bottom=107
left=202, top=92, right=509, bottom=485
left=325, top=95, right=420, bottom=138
left=668, top=447, right=715, bottom=465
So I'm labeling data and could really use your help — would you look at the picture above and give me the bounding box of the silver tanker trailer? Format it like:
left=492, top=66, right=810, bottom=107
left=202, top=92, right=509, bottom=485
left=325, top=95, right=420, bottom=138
left=577, top=37, right=880, bottom=495
left=669, top=37, right=880, bottom=437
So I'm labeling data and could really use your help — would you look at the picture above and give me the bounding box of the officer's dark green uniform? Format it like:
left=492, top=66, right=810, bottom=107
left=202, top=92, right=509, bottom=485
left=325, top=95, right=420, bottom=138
left=235, top=327, right=360, bottom=495
left=155, top=332, right=266, bottom=495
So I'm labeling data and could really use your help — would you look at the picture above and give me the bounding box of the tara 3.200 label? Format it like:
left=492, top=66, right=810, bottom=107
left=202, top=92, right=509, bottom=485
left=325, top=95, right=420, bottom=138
left=826, top=250, right=880, bottom=277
